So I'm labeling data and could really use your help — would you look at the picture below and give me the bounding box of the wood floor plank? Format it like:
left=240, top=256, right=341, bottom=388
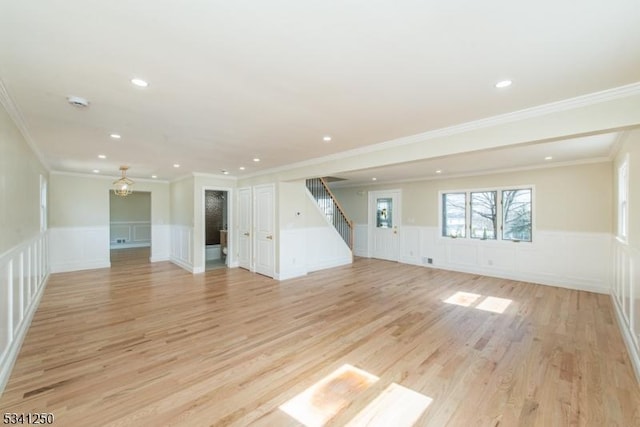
left=0, top=248, right=639, bottom=426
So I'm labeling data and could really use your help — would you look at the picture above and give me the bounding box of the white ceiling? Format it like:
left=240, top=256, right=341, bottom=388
left=327, top=133, right=618, bottom=187
left=1, top=1, right=639, bottom=181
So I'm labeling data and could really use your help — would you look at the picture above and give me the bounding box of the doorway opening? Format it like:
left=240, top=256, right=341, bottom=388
left=109, top=191, right=152, bottom=267
left=205, top=190, right=229, bottom=271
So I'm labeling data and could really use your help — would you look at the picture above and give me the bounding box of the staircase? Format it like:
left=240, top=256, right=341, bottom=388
left=306, top=178, right=353, bottom=249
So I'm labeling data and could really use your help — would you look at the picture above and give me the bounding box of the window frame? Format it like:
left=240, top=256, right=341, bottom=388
left=439, top=185, right=535, bottom=243
left=617, top=155, right=629, bottom=243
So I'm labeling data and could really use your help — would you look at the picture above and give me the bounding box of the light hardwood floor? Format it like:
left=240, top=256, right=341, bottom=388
left=1, top=249, right=639, bottom=426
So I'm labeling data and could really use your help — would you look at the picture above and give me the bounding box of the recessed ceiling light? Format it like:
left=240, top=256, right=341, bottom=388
left=323, top=136, right=332, bottom=142
left=151, top=175, right=157, bottom=179
left=98, top=154, right=106, bottom=159
left=222, top=170, right=229, bottom=175
left=110, top=133, right=121, bottom=139
left=239, top=166, right=246, bottom=171
left=545, top=156, right=553, bottom=160
left=372, top=177, right=377, bottom=181
left=436, top=169, right=442, bottom=174
left=253, top=158, right=260, bottom=162
left=173, top=164, right=180, bottom=168
left=93, top=169, right=100, bottom=173
left=131, top=78, right=149, bottom=88
left=495, top=80, right=512, bottom=88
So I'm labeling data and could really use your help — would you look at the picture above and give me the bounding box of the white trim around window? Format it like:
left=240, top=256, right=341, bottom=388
left=438, top=185, right=536, bottom=244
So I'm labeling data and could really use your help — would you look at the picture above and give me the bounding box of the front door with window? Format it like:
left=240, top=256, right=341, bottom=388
left=369, top=190, right=401, bottom=261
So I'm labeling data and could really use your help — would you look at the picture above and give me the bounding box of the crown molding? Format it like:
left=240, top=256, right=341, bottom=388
left=192, top=171, right=238, bottom=181
left=0, top=78, right=50, bottom=172
left=329, top=157, right=612, bottom=189
left=244, top=81, right=640, bottom=180
left=50, top=170, right=169, bottom=184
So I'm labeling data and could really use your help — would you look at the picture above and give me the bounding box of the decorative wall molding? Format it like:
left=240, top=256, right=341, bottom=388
left=150, top=224, right=171, bottom=262
left=355, top=224, right=611, bottom=294
left=49, top=227, right=110, bottom=273
left=109, top=221, right=151, bottom=249
left=170, top=225, right=194, bottom=272
left=0, top=78, right=50, bottom=172
left=611, top=238, right=640, bottom=383
left=278, top=226, right=352, bottom=281
left=0, top=232, right=49, bottom=396
left=243, top=83, right=640, bottom=180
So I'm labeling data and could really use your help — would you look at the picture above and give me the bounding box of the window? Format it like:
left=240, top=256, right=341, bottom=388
left=470, top=191, right=497, bottom=239
left=501, top=189, right=532, bottom=242
left=618, top=156, right=629, bottom=240
left=40, top=175, right=48, bottom=232
left=376, top=197, right=393, bottom=228
left=442, top=193, right=466, bottom=237
left=441, top=187, right=533, bottom=242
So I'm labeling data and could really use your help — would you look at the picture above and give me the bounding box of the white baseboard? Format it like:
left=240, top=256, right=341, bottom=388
left=50, top=260, right=110, bottom=274
left=150, top=255, right=170, bottom=263
left=109, top=242, right=151, bottom=249
left=170, top=256, right=194, bottom=273
left=276, top=267, right=308, bottom=281
left=0, top=272, right=49, bottom=396
left=611, top=295, right=640, bottom=384
left=307, top=257, right=352, bottom=273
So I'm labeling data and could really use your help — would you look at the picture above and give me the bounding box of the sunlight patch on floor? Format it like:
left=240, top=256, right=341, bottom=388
left=476, top=296, right=512, bottom=313
left=444, top=291, right=481, bottom=307
left=345, top=382, right=433, bottom=427
left=279, top=364, right=379, bottom=427
left=444, top=291, right=513, bottom=314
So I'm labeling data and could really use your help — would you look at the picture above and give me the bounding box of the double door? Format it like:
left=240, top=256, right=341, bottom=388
left=238, top=184, right=275, bottom=277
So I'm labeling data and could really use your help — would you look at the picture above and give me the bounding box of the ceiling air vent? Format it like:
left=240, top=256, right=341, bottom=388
left=67, top=96, right=90, bottom=108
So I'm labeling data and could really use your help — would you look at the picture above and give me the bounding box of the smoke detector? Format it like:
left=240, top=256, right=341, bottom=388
left=67, top=96, right=90, bottom=108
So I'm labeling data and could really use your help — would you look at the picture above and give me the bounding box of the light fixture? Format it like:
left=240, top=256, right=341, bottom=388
left=173, top=163, right=180, bottom=168
left=495, top=80, right=512, bottom=88
left=545, top=156, right=553, bottom=160
left=131, top=78, right=149, bottom=88
left=222, top=170, right=229, bottom=175
left=372, top=177, right=377, bottom=181
left=113, top=166, right=134, bottom=197
left=323, top=136, right=332, bottom=142
left=151, top=175, right=157, bottom=179
left=253, top=158, right=260, bottom=162
left=98, top=154, right=107, bottom=159
left=93, top=169, right=100, bottom=173
left=110, top=133, right=121, bottom=139
left=436, top=170, right=442, bottom=174
left=239, top=166, right=246, bottom=171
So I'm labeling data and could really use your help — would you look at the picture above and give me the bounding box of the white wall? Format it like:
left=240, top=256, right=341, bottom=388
left=339, top=162, right=613, bottom=293
left=0, top=97, right=50, bottom=395
left=109, top=191, right=151, bottom=249
left=277, top=181, right=352, bottom=280
left=611, top=129, right=640, bottom=382
left=49, top=173, right=171, bottom=272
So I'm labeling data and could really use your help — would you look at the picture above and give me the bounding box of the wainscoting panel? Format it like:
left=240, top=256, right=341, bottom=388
left=110, top=221, right=151, bottom=249
left=305, top=226, right=352, bottom=273
left=170, top=225, right=194, bottom=272
left=612, top=238, right=640, bottom=382
left=150, top=224, right=171, bottom=262
left=354, top=224, right=368, bottom=257
left=278, top=226, right=352, bottom=280
left=0, top=232, right=49, bottom=395
left=49, top=226, right=110, bottom=273
left=356, top=225, right=610, bottom=294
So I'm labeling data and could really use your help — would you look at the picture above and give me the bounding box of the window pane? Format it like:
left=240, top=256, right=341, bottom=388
left=442, top=193, right=466, bottom=237
left=502, top=189, right=532, bottom=241
left=470, top=191, right=497, bottom=239
left=376, top=198, right=393, bottom=228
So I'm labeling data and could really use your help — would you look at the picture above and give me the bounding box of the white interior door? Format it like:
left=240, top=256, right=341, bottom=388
left=238, top=187, right=252, bottom=271
left=370, top=190, right=401, bottom=261
left=254, top=184, right=275, bottom=278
